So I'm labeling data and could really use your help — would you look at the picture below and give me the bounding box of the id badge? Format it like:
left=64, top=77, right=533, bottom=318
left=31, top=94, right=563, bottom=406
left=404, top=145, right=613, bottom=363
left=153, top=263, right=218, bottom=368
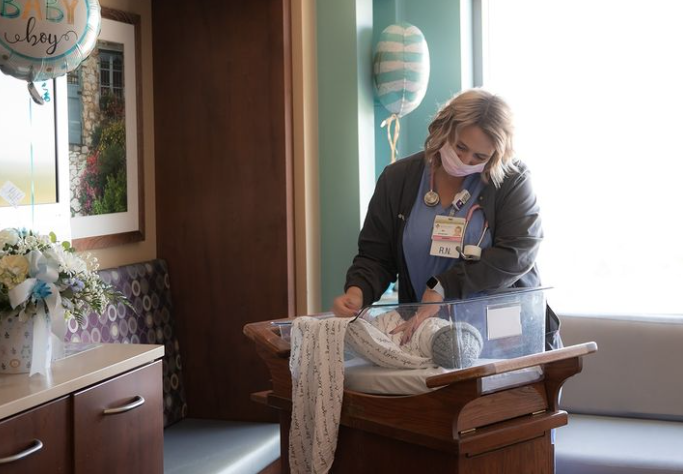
left=430, top=216, right=465, bottom=259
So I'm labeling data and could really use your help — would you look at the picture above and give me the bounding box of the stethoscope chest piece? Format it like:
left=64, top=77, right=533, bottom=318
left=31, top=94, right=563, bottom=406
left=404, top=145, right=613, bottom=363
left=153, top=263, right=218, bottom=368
left=424, top=190, right=440, bottom=207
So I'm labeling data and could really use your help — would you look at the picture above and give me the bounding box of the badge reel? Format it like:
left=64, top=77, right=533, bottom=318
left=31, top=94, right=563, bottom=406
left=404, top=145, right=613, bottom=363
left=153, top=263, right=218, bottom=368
left=424, top=182, right=471, bottom=211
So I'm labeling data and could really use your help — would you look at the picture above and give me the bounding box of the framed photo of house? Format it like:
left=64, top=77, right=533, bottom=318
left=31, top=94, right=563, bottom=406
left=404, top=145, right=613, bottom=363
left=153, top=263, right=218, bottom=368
left=69, top=8, right=144, bottom=250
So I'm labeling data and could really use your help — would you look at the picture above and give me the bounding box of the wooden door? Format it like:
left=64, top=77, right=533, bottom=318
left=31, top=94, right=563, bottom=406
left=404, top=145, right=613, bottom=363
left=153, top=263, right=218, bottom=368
left=0, top=397, right=72, bottom=473
left=73, top=361, right=163, bottom=474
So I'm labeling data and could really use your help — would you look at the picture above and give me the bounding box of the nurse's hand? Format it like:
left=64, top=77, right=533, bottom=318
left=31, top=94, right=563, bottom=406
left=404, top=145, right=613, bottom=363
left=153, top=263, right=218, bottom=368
left=390, top=288, right=444, bottom=345
left=332, top=286, right=363, bottom=318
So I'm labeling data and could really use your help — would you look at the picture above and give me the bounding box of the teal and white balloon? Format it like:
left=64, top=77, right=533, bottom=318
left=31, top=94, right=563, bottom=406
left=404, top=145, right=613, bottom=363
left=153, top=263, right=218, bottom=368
left=0, top=0, right=101, bottom=84
left=373, top=22, right=430, bottom=118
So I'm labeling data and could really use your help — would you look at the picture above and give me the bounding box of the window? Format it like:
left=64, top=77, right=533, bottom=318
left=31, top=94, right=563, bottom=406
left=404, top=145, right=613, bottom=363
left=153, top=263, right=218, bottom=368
left=99, top=48, right=124, bottom=100
left=480, top=0, right=683, bottom=316
left=0, top=76, right=71, bottom=239
left=67, top=69, right=83, bottom=145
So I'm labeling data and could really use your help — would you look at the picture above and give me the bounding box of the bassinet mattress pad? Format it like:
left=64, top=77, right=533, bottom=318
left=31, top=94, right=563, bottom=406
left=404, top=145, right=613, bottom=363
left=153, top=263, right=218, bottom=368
left=343, top=357, right=543, bottom=395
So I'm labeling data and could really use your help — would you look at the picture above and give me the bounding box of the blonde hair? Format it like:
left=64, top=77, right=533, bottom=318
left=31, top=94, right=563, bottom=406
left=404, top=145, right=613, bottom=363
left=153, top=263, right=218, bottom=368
left=424, top=89, right=517, bottom=187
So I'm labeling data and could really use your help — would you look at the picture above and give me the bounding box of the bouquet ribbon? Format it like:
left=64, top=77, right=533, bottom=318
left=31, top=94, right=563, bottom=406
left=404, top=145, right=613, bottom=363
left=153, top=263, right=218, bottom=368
left=8, top=250, right=66, bottom=376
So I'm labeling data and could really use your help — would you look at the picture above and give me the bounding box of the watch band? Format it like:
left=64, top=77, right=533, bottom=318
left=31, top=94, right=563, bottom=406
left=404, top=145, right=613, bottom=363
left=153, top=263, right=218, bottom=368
left=426, top=276, right=445, bottom=298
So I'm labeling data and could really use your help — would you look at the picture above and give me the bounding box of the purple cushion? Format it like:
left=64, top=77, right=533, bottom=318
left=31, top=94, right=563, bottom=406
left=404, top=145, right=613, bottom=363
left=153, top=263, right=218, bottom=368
left=64, top=259, right=187, bottom=427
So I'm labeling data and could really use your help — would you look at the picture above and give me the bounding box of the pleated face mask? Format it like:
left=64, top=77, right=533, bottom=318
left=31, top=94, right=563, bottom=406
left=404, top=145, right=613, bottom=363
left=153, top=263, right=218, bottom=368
left=439, top=142, right=487, bottom=177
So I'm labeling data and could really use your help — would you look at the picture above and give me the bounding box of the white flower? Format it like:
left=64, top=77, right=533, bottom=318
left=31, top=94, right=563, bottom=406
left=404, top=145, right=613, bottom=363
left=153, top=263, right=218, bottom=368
left=36, top=234, right=52, bottom=247
left=47, top=247, right=87, bottom=275
left=0, top=228, right=127, bottom=328
left=0, top=254, right=29, bottom=289
left=0, top=229, right=19, bottom=250
left=83, top=253, right=99, bottom=271
left=23, top=235, right=39, bottom=249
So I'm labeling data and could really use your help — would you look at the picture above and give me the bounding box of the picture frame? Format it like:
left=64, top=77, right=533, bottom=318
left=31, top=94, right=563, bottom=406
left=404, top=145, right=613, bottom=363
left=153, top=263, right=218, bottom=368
left=69, top=8, right=144, bottom=250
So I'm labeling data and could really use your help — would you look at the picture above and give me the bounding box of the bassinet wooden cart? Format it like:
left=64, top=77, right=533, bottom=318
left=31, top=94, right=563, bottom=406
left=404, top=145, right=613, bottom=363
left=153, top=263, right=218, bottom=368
left=244, top=318, right=596, bottom=473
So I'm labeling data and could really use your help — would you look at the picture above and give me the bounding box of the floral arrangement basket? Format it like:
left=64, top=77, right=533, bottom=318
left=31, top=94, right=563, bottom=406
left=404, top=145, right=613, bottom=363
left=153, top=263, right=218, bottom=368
left=0, top=228, right=126, bottom=375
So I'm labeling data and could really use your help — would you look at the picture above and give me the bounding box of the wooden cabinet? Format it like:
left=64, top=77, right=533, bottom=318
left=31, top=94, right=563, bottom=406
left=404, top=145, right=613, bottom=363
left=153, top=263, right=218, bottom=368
left=74, top=361, right=163, bottom=473
left=0, top=397, right=72, bottom=473
left=0, top=344, right=164, bottom=474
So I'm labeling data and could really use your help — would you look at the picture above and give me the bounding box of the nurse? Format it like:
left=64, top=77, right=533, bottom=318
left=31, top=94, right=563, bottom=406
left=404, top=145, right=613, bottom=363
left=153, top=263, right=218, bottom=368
left=332, top=88, right=561, bottom=348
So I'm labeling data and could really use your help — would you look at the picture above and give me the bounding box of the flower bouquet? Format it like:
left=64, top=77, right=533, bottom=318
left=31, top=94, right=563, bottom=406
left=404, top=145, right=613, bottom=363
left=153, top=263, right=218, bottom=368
left=0, top=228, right=127, bottom=375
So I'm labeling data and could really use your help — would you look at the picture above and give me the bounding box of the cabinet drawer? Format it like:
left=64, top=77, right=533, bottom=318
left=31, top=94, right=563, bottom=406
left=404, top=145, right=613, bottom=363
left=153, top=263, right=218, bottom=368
left=73, top=360, right=162, bottom=474
left=0, top=397, right=72, bottom=474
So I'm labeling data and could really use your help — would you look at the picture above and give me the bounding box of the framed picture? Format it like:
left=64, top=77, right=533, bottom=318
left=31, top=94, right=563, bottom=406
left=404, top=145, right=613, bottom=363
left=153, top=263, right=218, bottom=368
left=69, top=8, right=144, bottom=250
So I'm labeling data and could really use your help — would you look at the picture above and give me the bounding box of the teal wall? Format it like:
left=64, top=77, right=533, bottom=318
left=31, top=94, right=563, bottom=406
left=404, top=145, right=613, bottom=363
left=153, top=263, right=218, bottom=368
left=318, top=0, right=463, bottom=310
left=317, top=0, right=375, bottom=310
left=401, top=1, right=463, bottom=156
left=372, top=0, right=404, bottom=179
left=373, top=0, right=463, bottom=178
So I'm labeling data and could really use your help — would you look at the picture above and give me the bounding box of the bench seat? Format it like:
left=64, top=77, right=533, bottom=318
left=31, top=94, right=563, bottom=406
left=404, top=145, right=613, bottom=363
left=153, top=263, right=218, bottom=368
left=556, top=315, right=683, bottom=474
left=164, top=419, right=280, bottom=474
left=556, top=414, right=683, bottom=474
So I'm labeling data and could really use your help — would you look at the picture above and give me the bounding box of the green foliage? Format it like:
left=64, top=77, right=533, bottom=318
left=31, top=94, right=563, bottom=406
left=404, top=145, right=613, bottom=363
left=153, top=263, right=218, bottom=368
left=91, top=123, right=102, bottom=150
left=0, top=288, right=10, bottom=314
left=98, top=119, right=125, bottom=152
left=96, top=141, right=125, bottom=187
left=91, top=170, right=127, bottom=215
left=76, top=89, right=129, bottom=217
left=100, top=91, right=125, bottom=120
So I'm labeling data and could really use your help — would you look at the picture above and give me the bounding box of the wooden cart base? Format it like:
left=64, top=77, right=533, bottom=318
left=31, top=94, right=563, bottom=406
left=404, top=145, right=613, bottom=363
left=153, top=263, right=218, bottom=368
left=245, top=319, right=596, bottom=474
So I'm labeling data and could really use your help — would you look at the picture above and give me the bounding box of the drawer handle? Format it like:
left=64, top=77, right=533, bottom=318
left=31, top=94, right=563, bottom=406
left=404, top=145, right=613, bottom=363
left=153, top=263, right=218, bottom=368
left=103, top=395, right=146, bottom=415
left=0, top=439, right=43, bottom=464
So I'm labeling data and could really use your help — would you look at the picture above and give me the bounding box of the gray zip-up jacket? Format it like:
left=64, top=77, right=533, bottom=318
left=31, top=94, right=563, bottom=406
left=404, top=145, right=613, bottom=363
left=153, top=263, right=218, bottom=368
left=345, top=151, right=542, bottom=302
left=345, top=152, right=560, bottom=348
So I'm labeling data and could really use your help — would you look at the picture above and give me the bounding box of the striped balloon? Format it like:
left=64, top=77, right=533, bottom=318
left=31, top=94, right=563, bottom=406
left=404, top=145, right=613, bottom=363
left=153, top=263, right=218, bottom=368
left=373, top=22, right=430, bottom=118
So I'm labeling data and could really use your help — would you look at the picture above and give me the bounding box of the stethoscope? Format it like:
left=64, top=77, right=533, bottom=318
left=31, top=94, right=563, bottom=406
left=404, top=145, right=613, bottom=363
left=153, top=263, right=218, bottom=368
left=424, top=161, right=488, bottom=261
left=423, top=158, right=472, bottom=210
left=459, top=204, right=488, bottom=261
left=423, top=160, right=441, bottom=207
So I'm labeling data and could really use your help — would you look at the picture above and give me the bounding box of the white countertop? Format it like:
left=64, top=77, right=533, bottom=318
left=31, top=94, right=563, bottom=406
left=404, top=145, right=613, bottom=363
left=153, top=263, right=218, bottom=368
left=0, top=343, right=164, bottom=420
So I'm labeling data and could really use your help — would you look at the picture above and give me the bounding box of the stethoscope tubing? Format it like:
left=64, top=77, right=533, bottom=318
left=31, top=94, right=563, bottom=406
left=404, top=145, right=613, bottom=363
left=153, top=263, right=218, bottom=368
left=460, top=204, right=488, bottom=259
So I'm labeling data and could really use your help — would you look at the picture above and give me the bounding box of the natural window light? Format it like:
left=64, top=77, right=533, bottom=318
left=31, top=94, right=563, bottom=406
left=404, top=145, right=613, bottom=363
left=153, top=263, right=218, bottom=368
left=0, top=75, right=70, bottom=239
left=482, top=0, right=683, bottom=316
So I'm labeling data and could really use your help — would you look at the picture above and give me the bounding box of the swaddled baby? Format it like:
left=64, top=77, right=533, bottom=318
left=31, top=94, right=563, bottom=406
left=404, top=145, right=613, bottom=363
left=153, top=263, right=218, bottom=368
left=345, top=311, right=483, bottom=370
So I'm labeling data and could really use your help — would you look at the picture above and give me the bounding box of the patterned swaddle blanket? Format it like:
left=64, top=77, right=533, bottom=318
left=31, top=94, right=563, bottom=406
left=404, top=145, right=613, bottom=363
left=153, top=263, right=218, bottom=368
left=345, top=311, right=449, bottom=369
left=289, top=316, right=349, bottom=474
left=288, top=311, right=453, bottom=474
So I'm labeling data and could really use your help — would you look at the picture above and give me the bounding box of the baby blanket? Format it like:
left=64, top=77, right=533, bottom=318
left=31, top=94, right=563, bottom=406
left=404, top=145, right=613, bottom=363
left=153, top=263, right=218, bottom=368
left=288, top=312, right=450, bottom=473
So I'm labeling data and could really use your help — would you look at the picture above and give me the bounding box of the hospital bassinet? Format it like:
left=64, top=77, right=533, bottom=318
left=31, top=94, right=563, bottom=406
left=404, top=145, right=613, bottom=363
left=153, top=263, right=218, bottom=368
left=244, top=289, right=596, bottom=473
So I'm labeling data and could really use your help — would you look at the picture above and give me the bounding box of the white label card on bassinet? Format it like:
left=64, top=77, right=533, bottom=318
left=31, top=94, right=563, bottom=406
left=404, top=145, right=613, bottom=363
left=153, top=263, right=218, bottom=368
left=486, top=304, right=522, bottom=340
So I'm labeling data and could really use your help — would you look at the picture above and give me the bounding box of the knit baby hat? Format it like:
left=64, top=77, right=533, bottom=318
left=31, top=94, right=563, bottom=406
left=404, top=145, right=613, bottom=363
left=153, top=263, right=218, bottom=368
left=431, top=322, right=484, bottom=369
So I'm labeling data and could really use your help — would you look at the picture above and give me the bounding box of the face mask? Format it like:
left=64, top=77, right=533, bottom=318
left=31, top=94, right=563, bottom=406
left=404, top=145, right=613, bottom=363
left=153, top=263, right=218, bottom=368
left=439, top=143, right=487, bottom=177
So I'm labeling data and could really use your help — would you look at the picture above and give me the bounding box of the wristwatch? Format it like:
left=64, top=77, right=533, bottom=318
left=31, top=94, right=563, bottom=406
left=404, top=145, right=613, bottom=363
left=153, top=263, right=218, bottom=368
left=426, top=276, right=445, bottom=298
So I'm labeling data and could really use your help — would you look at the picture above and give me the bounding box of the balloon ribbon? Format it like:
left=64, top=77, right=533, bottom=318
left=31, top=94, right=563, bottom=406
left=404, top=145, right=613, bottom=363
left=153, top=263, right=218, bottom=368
left=381, top=114, right=401, bottom=164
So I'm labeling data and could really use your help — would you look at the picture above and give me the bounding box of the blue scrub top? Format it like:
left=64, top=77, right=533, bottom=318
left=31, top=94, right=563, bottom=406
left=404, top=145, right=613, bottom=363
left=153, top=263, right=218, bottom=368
left=403, top=166, right=492, bottom=300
